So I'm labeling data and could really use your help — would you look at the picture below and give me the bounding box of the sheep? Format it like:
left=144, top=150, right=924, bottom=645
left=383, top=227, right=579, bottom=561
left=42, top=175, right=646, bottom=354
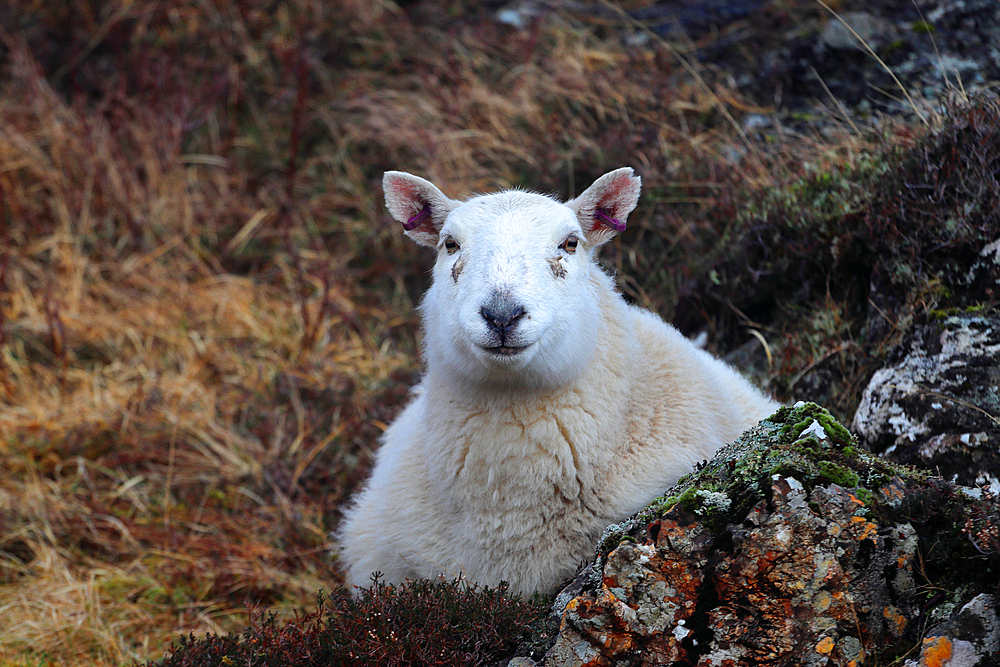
left=338, top=167, right=779, bottom=596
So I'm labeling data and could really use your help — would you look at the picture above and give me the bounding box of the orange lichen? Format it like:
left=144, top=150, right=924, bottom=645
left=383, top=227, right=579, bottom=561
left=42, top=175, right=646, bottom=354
left=849, top=516, right=878, bottom=540
left=883, top=605, right=908, bottom=637
left=920, top=636, right=953, bottom=667
left=815, top=636, right=835, bottom=654
left=881, top=478, right=907, bottom=503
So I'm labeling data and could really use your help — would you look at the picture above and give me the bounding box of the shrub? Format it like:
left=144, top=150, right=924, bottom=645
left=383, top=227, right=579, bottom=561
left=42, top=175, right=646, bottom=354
left=148, top=577, right=553, bottom=667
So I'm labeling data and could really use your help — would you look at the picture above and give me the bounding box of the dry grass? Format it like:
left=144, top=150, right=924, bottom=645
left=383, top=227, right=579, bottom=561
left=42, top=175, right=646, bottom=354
left=0, top=1, right=905, bottom=664
left=0, top=7, right=412, bottom=662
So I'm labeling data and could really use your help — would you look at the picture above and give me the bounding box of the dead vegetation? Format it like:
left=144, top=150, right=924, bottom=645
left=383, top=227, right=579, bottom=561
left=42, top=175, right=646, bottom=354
left=0, top=0, right=994, bottom=665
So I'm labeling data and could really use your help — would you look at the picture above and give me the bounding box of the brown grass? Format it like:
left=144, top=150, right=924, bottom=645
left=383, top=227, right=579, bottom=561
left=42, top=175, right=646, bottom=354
left=0, top=1, right=905, bottom=664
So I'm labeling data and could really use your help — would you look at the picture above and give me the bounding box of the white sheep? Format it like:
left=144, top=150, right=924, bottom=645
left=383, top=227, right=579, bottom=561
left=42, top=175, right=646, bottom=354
left=338, top=168, right=779, bottom=596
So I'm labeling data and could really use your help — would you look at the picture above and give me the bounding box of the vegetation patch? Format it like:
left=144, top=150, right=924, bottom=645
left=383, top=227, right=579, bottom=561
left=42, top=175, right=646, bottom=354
left=147, top=578, right=552, bottom=667
left=670, top=91, right=1000, bottom=418
left=598, top=401, right=1000, bottom=580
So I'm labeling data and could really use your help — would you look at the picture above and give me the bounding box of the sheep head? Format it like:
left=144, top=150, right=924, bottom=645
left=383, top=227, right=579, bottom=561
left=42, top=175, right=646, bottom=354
left=383, top=168, right=642, bottom=389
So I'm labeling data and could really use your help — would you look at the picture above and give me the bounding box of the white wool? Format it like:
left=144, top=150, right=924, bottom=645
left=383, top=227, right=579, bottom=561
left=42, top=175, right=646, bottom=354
left=338, top=168, right=779, bottom=595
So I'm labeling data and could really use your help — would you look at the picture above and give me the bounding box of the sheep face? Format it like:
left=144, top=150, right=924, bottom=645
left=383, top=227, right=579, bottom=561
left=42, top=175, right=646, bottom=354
left=383, top=169, right=642, bottom=389
left=425, top=193, right=600, bottom=388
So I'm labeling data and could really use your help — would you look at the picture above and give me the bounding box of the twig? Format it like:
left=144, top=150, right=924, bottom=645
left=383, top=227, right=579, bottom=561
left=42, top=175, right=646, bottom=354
left=595, top=0, right=769, bottom=184
left=811, top=66, right=862, bottom=136
left=915, top=386, right=1000, bottom=428
left=814, top=0, right=928, bottom=125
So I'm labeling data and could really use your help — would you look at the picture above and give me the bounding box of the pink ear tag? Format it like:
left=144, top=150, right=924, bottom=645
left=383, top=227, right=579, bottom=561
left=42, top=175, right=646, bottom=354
left=404, top=205, right=431, bottom=230
left=595, top=208, right=626, bottom=232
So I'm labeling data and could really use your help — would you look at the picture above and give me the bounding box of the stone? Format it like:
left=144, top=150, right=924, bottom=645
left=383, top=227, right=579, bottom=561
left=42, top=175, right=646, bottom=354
left=545, top=535, right=706, bottom=666
left=819, top=12, right=894, bottom=51
left=534, top=403, right=1000, bottom=666
left=902, top=594, right=1000, bottom=667
left=506, top=658, right=541, bottom=667
left=504, top=657, right=538, bottom=667
left=852, top=315, right=1000, bottom=490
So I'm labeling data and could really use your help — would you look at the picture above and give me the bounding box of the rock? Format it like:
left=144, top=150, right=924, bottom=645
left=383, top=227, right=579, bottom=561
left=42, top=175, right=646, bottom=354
left=852, top=314, right=1000, bottom=491
left=546, top=522, right=711, bottom=666
left=705, top=476, right=916, bottom=667
left=737, top=0, right=996, bottom=116
left=536, top=403, right=1000, bottom=666
left=505, top=658, right=541, bottom=667
left=818, top=12, right=894, bottom=52
left=903, top=594, right=1000, bottom=667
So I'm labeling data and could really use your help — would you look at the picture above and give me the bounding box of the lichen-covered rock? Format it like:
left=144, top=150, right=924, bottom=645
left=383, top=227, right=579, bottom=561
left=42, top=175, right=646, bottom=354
left=704, top=475, right=918, bottom=667
left=903, top=594, right=1000, bottom=667
left=852, top=314, right=1000, bottom=490
left=545, top=521, right=712, bottom=666
left=539, top=403, right=1000, bottom=667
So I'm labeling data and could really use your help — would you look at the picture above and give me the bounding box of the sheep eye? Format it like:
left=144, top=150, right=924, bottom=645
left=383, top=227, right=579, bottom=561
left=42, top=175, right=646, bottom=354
left=560, top=236, right=579, bottom=254
left=444, top=237, right=460, bottom=254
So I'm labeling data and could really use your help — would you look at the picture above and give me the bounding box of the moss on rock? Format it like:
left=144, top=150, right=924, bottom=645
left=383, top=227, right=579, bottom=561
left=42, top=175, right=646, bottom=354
left=550, top=403, right=1000, bottom=666
left=598, top=402, right=993, bottom=566
left=599, top=402, right=908, bottom=552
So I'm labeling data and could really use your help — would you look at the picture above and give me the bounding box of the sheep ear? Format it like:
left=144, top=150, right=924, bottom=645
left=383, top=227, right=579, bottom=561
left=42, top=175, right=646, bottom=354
left=567, top=167, right=642, bottom=246
left=383, top=171, right=458, bottom=248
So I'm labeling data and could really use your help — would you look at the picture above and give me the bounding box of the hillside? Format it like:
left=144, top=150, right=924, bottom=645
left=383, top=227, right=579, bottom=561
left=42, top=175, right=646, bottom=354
left=0, top=1, right=997, bottom=665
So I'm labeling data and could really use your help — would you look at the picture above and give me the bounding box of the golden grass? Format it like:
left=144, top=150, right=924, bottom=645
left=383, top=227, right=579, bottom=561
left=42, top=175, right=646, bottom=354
left=0, top=25, right=412, bottom=662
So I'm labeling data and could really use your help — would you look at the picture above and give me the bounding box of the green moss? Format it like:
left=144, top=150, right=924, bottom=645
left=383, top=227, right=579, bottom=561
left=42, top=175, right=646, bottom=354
left=883, top=39, right=908, bottom=54
left=588, top=403, right=1000, bottom=651
left=779, top=403, right=855, bottom=449
left=930, top=303, right=994, bottom=320
left=815, top=460, right=860, bottom=488
left=598, top=403, right=920, bottom=559
left=853, top=487, right=876, bottom=507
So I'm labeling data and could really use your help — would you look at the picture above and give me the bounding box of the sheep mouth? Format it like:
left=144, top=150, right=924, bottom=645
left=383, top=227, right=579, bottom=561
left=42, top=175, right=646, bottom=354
left=482, top=344, right=529, bottom=357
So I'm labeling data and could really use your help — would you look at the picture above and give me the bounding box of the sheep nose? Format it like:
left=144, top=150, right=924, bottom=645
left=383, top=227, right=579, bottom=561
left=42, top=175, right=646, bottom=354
left=480, top=304, right=525, bottom=335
